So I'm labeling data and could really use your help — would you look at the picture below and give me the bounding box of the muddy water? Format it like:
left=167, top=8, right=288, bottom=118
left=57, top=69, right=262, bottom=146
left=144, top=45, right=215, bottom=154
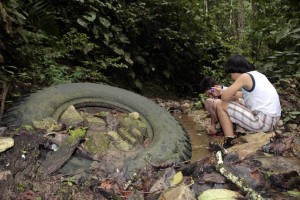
left=174, top=113, right=210, bottom=163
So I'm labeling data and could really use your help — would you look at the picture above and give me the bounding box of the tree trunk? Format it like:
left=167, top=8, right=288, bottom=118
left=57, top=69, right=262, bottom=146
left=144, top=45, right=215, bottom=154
left=236, top=0, right=245, bottom=41
left=0, top=81, right=10, bottom=121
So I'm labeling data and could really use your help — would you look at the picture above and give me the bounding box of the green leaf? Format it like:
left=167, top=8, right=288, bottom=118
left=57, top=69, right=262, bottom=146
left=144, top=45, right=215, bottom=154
left=170, top=171, right=183, bottom=186
left=99, top=17, right=111, bottom=28
left=290, top=27, right=300, bottom=34
left=287, top=60, right=296, bottom=65
left=0, top=53, right=3, bottom=63
left=286, top=189, right=300, bottom=197
left=199, top=189, right=240, bottom=200
left=118, top=34, right=130, bottom=44
left=113, top=47, right=124, bottom=55
left=77, top=18, right=88, bottom=28
left=276, top=26, right=290, bottom=43
left=163, top=70, right=171, bottom=79
left=124, top=52, right=133, bottom=65
left=134, top=79, right=143, bottom=89
left=83, top=11, right=96, bottom=22
left=283, top=116, right=291, bottom=123
left=290, top=111, right=300, bottom=116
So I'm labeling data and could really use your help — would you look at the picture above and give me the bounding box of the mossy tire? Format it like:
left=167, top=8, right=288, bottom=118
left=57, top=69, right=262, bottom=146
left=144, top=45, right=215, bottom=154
left=3, top=83, right=191, bottom=177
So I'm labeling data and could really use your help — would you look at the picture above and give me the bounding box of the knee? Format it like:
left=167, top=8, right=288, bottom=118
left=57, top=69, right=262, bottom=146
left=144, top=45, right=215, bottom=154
left=216, top=100, right=227, bottom=112
left=204, top=98, right=214, bottom=110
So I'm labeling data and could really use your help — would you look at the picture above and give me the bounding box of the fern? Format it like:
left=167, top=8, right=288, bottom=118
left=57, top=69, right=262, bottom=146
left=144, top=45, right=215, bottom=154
left=24, top=0, right=60, bottom=36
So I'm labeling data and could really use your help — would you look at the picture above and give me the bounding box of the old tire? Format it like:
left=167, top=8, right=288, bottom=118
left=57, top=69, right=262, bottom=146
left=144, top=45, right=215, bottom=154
left=3, top=83, right=191, bottom=177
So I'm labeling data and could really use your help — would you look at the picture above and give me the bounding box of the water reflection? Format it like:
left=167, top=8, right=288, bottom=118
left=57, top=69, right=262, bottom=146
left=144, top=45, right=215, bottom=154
left=174, top=113, right=210, bottom=163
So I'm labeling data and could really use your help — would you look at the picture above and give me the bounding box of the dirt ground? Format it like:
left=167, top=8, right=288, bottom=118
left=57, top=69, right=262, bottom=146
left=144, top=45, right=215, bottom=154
left=0, top=78, right=299, bottom=200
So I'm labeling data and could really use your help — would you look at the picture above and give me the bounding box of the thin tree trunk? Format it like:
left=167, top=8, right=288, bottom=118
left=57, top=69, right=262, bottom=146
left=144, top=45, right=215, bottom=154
left=230, top=0, right=233, bottom=26
left=0, top=81, right=10, bottom=121
left=237, top=0, right=245, bottom=41
left=204, top=0, right=208, bottom=16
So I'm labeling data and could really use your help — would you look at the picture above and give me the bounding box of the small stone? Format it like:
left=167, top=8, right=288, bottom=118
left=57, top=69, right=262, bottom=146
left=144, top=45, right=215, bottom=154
left=182, top=102, right=191, bottom=109
left=0, top=137, right=14, bottom=153
left=129, top=112, right=139, bottom=119
left=32, top=117, right=61, bottom=131
left=0, top=170, right=13, bottom=182
left=0, top=127, right=7, bottom=135
left=285, top=123, right=298, bottom=132
left=277, top=120, right=284, bottom=127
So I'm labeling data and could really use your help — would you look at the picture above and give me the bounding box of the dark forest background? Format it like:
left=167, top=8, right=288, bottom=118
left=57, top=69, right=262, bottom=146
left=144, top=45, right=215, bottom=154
left=1, top=0, right=299, bottom=112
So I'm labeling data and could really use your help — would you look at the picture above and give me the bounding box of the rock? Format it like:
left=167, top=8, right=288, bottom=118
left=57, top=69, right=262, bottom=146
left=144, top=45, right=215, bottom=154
left=182, top=102, right=191, bottom=108
left=33, top=117, right=61, bottom=131
left=118, top=128, right=138, bottom=145
left=255, top=156, right=300, bottom=174
left=83, top=131, right=110, bottom=154
left=277, top=120, right=284, bottom=127
left=107, top=131, right=133, bottom=151
left=84, top=116, right=106, bottom=132
left=228, top=132, right=273, bottom=159
left=0, top=127, right=7, bottom=135
left=60, top=105, right=84, bottom=127
left=0, top=170, right=13, bottom=199
left=0, top=170, right=12, bottom=181
left=129, top=112, right=139, bottom=119
left=292, top=137, right=300, bottom=158
left=159, top=185, right=196, bottom=200
left=285, top=123, right=298, bottom=132
left=128, top=191, right=145, bottom=200
left=0, top=137, right=14, bottom=153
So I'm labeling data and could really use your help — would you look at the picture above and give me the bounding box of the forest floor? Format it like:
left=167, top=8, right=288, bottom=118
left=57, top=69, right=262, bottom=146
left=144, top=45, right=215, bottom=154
left=0, top=77, right=299, bottom=200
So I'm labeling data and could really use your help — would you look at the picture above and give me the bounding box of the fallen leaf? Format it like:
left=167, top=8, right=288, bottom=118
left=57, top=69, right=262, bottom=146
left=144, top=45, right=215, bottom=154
left=170, top=171, right=183, bottom=186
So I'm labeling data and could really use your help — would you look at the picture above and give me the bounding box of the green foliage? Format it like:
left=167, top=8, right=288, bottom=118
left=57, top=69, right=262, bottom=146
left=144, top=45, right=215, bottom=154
left=115, top=0, right=231, bottom=95
left=283, top=111, right=300, bottom=124
left=260, top=24, right=300, bottom=81
left=14, top=29, right=125, bottom=85
left=24, top=0, right=60, bottom=36
left=1, top=0, right=299, bottom=99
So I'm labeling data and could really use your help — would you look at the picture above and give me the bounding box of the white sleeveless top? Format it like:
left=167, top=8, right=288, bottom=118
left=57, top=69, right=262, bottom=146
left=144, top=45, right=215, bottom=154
left=242, top=71, right=281, bottom=117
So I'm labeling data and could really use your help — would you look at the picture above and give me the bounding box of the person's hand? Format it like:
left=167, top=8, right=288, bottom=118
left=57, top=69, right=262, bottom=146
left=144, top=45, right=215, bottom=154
left=210, top=85, right=222, bottom=97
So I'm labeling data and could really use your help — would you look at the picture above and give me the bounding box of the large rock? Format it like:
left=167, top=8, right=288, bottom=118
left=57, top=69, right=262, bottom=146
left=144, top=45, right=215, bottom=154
left=229, top=132, right=274, bottom=159
left=60, top=105, right=84, bottom=127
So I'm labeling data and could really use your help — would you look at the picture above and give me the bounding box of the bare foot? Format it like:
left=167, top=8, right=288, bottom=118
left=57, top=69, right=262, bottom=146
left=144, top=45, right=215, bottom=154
left=207, top=125, right=220, bottom=136
left=235, top=125, right=246, bottom=133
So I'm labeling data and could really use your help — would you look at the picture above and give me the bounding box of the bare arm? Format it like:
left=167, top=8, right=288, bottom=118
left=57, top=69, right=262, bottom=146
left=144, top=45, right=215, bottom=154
left=221, top=73, right=252, bottom=101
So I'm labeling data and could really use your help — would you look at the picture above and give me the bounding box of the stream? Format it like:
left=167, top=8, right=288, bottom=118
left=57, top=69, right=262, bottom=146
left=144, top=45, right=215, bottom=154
left=174, top=113, right=210, bottom=163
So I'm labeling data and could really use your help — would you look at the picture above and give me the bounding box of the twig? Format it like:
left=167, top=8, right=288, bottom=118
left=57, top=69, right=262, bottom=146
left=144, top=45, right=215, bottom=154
left=0, top=81, right=10, bottom=120
left=124, top=172, right=138, bottom=190
left=215, top=151, right=264, bottom=200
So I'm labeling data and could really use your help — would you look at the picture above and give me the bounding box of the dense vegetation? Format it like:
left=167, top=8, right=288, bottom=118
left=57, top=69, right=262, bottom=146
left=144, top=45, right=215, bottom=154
left=0, top=0, right=299, bottom=118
